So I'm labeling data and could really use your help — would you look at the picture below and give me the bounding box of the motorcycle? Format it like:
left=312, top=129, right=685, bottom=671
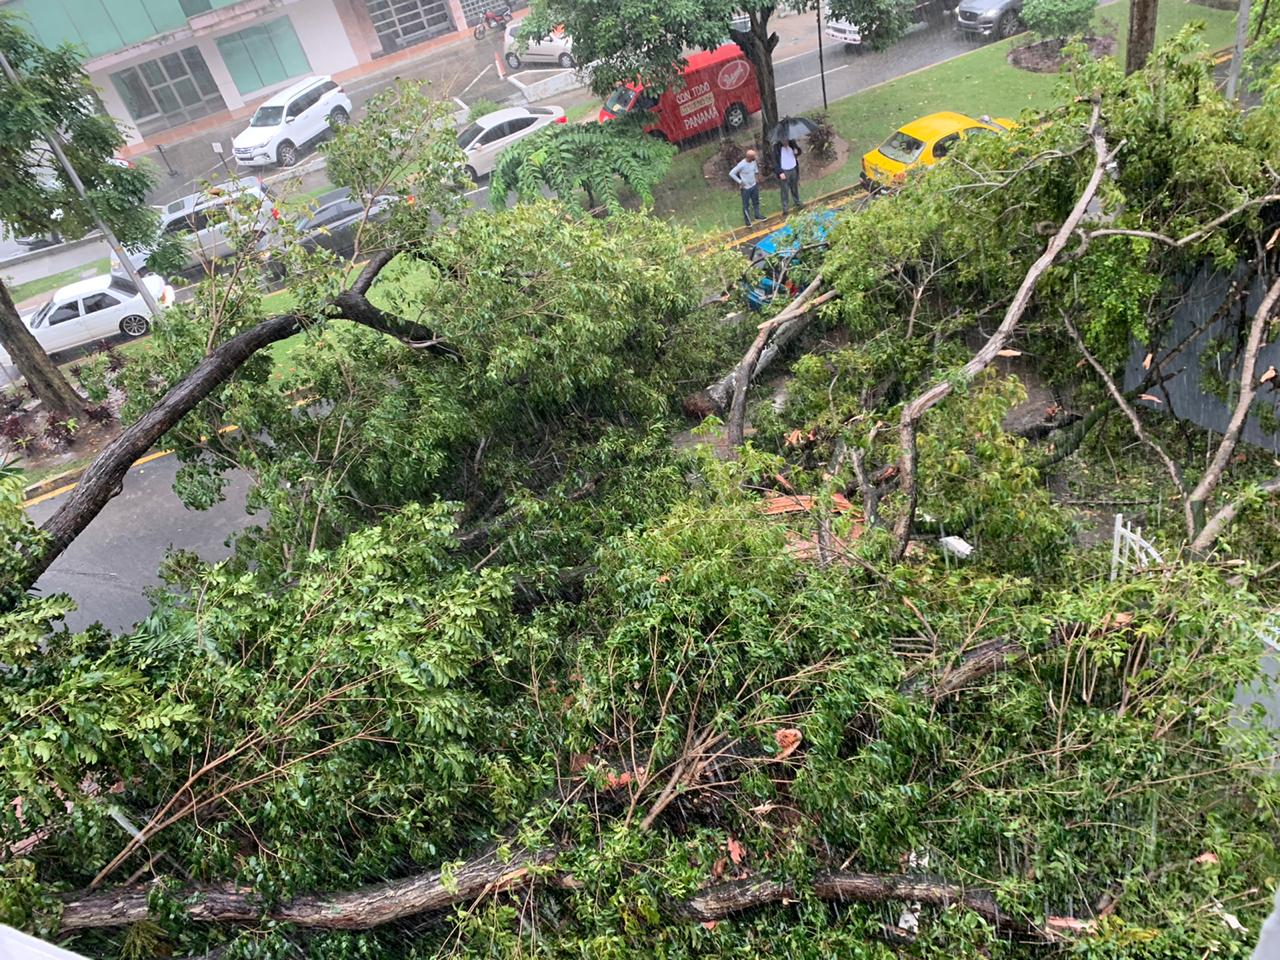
left=473, top=4, right=514, bottom=39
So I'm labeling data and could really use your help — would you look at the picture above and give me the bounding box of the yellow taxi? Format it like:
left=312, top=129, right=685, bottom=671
left=860, top=111, right=1015, bottom=187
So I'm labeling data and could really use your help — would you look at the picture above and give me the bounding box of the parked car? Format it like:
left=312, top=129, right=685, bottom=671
left=112, top=177, right=277, bottom=279
left=265, top=188, right=398, bottom=276
left=828, top=0, right=956, bottom=48
left=456, top=105, right=567, bottom=180
left=598, top=43, right=760, bottom=144
left=953, top=0, right=1022, bottom=38
left=744, top=210, right=837, bottom=310
left=824, top=12, right=863, bottom=49
left=232, top=75, right=351, bottom=168
left=0, top=274, right=174, bottom=376
left=504, top=19, right=575, bottom=69
left=860, top=111, right=1014, bottom=186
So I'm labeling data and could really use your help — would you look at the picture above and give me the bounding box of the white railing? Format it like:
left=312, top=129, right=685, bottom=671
left=1110, top=512, right=1165, bottom=581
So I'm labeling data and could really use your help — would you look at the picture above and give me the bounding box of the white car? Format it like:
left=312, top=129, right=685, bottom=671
left=456, top=105, right=567, bottom=180
left=112, top=177, right=276, bottom=278
left=503, top=20, right=575, bottom=69
left=0, top=275, right=173, bottom=377
left=824, top=6, right=863, bottom=46
left=232, top=75, right=351, bottom=168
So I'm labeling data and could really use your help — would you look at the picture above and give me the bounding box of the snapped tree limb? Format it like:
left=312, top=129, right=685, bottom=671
left=1187, top=272, right=1280, bottom=552
left=60, top=854, right=1061, bottom=941
left=892, top=99, right=1114, bottom=558
left=17, top=252, right=457, bottom=592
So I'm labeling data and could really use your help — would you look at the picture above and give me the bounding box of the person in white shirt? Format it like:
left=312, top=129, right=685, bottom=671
left=728, top=148, right=763, bottom=227
left=773, top=137, right=803, bottom=215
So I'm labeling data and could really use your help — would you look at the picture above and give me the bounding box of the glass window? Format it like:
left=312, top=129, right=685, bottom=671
left=82, top=292, right=120, bottom=313
left=604, top=87, right=636, bottom=114
left=877, top=130, right=925, bottom=164
left=109, top=46, right=225, bottom=136
left=932, top=133, right=960, bottom=159
left=216, top=17, right=312, bottom=96
left=180, top=0, right=214, bottom=14
left=478, top=122, right=510, bottom=145
left=251, top=106, right=285, bottom=127
left=49, top=302, right=81, bottom=325
left=457, top=122, right=482, bottom=149
left=109, top=277, right=140, bottom=297
left=506, top=116, right=537, bottom=135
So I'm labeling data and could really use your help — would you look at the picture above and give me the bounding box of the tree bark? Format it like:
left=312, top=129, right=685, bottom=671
left=15, top=254, right=455, bottom=594
left=1125, top=0, right=1159, bottom=74
left=60, top=854, right=1056, bottom=940
left=0, top=278, right=85, bottom=420
left=731, top=8, right=780, bottom=154
left=60, top=848, right=558, bottom=932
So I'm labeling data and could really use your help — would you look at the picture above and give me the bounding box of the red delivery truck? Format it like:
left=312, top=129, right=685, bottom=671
left=598, top=44, right=760, bottom=144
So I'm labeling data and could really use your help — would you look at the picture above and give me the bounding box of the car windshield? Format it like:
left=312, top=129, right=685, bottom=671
left=457, top=123, right=483, bottom=149
left=250, top=106, right=285, bottom=127
left=29, top=301, right=53, bottom=327
left=604, top=87, right=636, bottom=114
left=878, top=130, right=926, bottom=164
left=109, top=277, right=139, bottom=297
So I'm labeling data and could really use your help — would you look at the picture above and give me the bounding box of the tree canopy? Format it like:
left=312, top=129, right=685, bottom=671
left=0, top=14, right=163, bottom=418
left=1, top=28, right=1279, bottom=960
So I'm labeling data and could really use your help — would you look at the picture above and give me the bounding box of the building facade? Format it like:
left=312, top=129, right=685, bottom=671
left=2, top=0, right=492, bottom=146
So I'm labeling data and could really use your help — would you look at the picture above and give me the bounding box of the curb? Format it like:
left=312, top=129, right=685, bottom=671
left=23, top=464, right=95, bottom=504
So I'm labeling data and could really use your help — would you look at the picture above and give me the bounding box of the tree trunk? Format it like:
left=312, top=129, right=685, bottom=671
left=0, top=278, right=84, bottom=420
left=731, top=9, right=780, bottom=159
left=1125, top=0, right=1159, bottom=74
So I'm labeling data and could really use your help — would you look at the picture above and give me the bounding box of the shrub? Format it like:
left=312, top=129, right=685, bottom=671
left=1023, top=0, right=1095, bottom=40
left=467, top=98, right=502, bottom=121
left=806, top=112, right=837, bottom=163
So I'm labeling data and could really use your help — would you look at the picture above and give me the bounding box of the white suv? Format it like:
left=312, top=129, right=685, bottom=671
left=232, top=76, right=352, bottom=168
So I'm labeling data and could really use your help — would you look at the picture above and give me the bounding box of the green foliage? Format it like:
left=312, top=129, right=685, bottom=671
left=832, top=0, right=914, bottom=49
left=489, top=121, right=675, bottom=214
left=1022, top=0, right=1096, bottom=40
left=3, top=42, right=1280, bottom=960
left=0, top=13, right=158, bottom=249
left=466, top=97, right=502, bottom=121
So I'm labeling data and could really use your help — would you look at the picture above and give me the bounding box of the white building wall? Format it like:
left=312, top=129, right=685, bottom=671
left=287, top=1, right=359, bottom=81
left=84, top=0, right=357, bottom=146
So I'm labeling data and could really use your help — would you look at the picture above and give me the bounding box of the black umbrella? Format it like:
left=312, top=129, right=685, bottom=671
left=767, top=116, right=819, bottom=143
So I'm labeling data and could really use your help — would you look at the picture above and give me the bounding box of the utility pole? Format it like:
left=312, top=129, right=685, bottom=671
left=1226, top=0, right=1252, bottom=101
left=816, top=3, right=829, bottom=110
left=0, top=47, right=162, bottom=317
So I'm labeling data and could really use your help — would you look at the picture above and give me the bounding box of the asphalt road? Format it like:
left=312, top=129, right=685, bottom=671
left=25, top=453, right=256, bottom=633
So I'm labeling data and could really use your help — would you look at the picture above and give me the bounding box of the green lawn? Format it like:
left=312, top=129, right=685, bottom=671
left=653, top=0, right=1238, bottom=235
left=7, top=258, right=112, bottom=305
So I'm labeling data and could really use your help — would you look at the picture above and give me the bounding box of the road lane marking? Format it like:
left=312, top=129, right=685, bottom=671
left=777, top=64, right=849, bottom=91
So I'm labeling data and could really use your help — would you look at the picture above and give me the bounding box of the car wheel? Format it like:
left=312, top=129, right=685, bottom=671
left=996, top=10, right=1020, bottom=37
left=119, top=314, right=149, bottom=338
left=276, top=141, right=298, bottom=167
left=329, top=107, right=349, bottom=129
left=722, top=102, right=748, bottom=131
left=647, top=129, right=669, bottom=143
left=558, top=52, right=575, bottom=68
left=505, top=51, right=522, bottom=69
left=464, top=164, right=479, bottom=183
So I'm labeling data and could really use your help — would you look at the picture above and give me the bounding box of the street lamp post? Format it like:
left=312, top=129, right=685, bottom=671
left=816, top=3, right=829, bottom=109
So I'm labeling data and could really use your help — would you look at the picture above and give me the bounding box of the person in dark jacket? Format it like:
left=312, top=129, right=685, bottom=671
left=773, top=138, right=802, bottom=214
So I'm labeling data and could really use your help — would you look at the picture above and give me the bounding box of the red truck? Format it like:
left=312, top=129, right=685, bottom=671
left=597, top=43, right=761, bottom=144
